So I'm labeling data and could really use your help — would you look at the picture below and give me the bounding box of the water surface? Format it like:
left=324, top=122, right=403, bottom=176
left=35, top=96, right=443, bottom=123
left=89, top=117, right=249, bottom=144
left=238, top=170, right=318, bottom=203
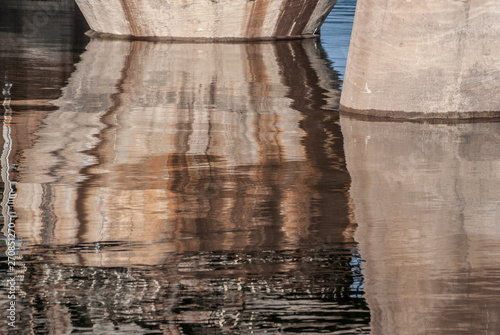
left=3, top=1, right=500, bottom=335
left=1, top=1, right=369, bottom=334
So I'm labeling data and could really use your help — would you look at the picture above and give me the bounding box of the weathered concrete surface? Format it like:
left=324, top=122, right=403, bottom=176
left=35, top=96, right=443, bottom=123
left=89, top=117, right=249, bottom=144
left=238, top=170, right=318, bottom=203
left=341, top=114, right=500, bottom=334
left=75, top=0, right=338, bottom=40
left=340, top=0, right=500, bottom=118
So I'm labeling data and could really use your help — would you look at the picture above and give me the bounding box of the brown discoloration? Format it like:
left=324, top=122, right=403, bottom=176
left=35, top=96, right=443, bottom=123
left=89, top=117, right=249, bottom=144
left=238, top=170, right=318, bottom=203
left=274, top=0, right=320, bottom=37
left=246, top=0, right=270, bottom=38
left=78, top=0, right=337, bottom=39
left=119, top=0, right=141, bottom=36
left=274, top=0, right=297, bottom=36
left=291, top=0, right=320, bottom=35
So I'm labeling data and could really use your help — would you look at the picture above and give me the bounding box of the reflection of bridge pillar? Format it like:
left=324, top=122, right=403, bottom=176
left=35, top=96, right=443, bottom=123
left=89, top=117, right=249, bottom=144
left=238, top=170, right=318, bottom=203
left=340, top=0, right=500, bottom=118
left=15, top=39, right=346, bottom=267
left=341, top=114, right=500, bottom=334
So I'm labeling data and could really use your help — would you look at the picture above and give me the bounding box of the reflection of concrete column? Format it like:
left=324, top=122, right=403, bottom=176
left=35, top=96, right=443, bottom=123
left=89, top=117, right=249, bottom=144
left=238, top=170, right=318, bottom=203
left=15, top=39, right=345, bottom=267
left=341, top=114, right=500, bottom=334
left=340, top=0, right=500, bottom=118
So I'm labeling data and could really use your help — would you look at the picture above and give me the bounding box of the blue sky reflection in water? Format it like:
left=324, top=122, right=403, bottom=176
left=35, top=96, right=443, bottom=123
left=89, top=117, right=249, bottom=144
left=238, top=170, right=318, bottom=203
left=321, top=0, right=357, bottom=83
left=0, top=1, right=370, bottom=334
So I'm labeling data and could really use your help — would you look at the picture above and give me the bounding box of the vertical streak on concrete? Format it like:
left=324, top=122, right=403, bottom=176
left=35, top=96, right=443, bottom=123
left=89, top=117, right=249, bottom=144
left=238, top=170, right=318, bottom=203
left=274, top=0, right=299, bottom=36
left=77, top=0, right=337, bottom=39
left=274, top=0, right=319, bottom=37
left=119, top=0, right=141, bottom=36
left=291, top=0, right=320, bottom=35
left=246, top=0, right=270, bottom=38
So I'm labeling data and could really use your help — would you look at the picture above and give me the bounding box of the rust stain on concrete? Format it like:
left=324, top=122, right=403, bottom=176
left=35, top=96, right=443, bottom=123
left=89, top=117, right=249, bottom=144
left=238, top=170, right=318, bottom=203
left=292, top=0, right=319, bottom=35
left=119, top=0, right=141, bottom=36
left=274, top=0, right=320, bottom=37
left=246, top=0, right=270, bottom=38
left=274, top=0, right=295, bottom=36
left=78, top=0, right=337, bottom=40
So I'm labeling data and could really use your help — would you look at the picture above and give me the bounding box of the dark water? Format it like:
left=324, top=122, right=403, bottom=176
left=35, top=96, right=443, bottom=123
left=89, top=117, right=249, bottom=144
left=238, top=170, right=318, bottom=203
left=0, top=1, right=370, bottom=334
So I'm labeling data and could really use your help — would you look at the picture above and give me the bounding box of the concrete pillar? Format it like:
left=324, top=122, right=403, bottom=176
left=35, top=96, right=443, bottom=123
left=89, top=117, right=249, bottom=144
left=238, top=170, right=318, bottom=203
left=75, top=0, right=338, bottom=40
left=340, top=0, right=500, bottom=118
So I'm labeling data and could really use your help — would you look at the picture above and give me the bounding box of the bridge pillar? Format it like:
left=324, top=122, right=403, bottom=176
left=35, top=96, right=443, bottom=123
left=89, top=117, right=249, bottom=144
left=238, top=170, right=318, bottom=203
left=340, top=0, right=500, bottom=118
left=75, top=0, right=337, bottom=41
